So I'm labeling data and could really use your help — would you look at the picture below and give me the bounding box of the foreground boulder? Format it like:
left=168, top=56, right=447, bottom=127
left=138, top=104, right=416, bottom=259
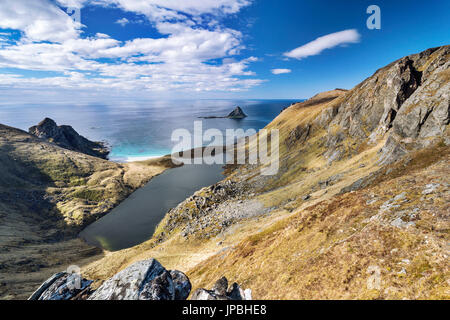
left=28, top=272, right=92, bottom=300
left=170, top=270, right=192, bottom=300
left=89, top=259, right=191, bottom=300
left=30, top=259, right=253, bottom=300
left=191, top=277, right=252, bottom=300
left=29, top=118, right=109, bottom=159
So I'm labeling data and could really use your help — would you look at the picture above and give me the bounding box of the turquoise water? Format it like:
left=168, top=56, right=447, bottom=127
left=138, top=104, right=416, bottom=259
left=0, top=99, right=298, bottom=161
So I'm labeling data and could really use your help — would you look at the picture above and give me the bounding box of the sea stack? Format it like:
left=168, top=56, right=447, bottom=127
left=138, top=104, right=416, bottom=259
left=29, top=117, right=109, bottom=159
left=227, top=106, right=247, bottom=119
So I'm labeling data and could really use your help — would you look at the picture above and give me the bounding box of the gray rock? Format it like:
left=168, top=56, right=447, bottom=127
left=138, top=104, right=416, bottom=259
left=28, top=272, right=92, bottom=300
left=227, top=106, right=247, bottom=119
left=30, top=259, right=193, bottom=300
left=422, top=183, right=440, bottom=195
left=191, top=288, right=223, bottom=300
left=227, top=282, right=245, bottom=300
left=139, top=270, right=175, bottom=300
left=302, top=194, right=311, bottom=201
left=29, top=118, right=109, bottom=159
left=320, top=46, right=449, bottom=166
left=89, top=259, right=174, bottom=300
left=191, top=277, right=252, bottom=300
left=170, top=270, right=192, bottom=300
left=28, top=272, right=65, bottom=300
left=286, top=124, right=311, bottom=147
left=212, top=276, right=228, bottom=296
left=391, top=218, right=415, bottom=228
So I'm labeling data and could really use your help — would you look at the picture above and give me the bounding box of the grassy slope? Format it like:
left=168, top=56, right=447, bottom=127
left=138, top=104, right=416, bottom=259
left=0, top=124, right=174, bottom=299
left=188, top=148, right=449, bottom=299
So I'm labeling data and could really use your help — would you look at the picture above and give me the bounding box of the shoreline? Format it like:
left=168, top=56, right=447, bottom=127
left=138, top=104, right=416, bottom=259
left=113, top=155, right=167, bottom=163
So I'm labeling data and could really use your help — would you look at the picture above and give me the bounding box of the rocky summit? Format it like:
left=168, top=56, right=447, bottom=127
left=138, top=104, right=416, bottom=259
left=29, top=118, right=109, bottom=159
left=199, top=106, right=248, bottom=119
left=227, top=106, right=247, bottom=119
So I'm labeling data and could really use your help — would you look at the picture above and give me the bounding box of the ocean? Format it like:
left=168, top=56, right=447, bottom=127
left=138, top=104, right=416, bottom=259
left=0, top=99, right=298, bottom=161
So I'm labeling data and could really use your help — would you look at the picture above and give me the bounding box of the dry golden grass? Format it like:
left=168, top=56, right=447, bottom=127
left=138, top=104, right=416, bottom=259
left=187, top=150, right=450, bottom=299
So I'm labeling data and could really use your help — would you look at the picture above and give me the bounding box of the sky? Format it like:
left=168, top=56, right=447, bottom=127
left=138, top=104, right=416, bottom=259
left=0, top=0, right=449, bottom=102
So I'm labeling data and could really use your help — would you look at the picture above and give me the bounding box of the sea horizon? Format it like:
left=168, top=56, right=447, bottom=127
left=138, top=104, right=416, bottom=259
left=0, top=99, right=299, bottom=162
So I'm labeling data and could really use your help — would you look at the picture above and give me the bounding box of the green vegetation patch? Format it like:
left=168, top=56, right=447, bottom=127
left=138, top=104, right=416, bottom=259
left=71, top=189, right=104, bottom=202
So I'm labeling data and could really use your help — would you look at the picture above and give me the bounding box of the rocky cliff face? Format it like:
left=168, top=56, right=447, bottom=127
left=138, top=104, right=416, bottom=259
left=319, top=46, right=449, bottom=164
left=29, top=118, right=109, bottom=159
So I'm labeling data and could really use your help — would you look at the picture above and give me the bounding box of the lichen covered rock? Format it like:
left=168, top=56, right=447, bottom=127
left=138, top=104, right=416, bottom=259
left=28, top=272, right=92, bottom=300
left=191, top=277, right=252, bottom=300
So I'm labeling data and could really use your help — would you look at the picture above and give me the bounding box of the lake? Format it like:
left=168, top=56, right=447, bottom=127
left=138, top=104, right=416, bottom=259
left=79, top=163, right=225, bottom=251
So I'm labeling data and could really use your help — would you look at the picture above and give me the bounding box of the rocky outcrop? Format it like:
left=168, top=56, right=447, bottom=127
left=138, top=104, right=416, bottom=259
left=315, top=45, right=450, bottom=164
left=29, top=118, right=109, bottom=159
left=191, top=277, right=252, bottom=300
left=30, top=258, right=250, bottom=300
left=199, top=106, right=248, bottom=119
left=286, top=124, right=311, bottom=147
left=170, top=270, right=192, bottom=300
left=28, top=272, right=92, bottom=300
left=29, top=259, right=190, bottom=300
left=88, top=259, right=179, bottom=300
left=227, top=106, right=247, bottom=119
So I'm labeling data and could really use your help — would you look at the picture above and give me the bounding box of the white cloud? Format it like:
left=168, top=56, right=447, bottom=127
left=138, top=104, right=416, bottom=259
left=95, top=33, right=111, bottom=39
left=271, top=68, right=291, bottom=75
left=97, top=27, right=243, bottom=62
left=284, top=29, right=360, bottom=60
left=115, top=17, right=129, bottom=26
left=98, top=0, right=251, bottom=18
left=0, top=0, right=263, bottom=95
left=0, top=0, right=81, bottom=43
left=55, top=0, right=87, bottom=8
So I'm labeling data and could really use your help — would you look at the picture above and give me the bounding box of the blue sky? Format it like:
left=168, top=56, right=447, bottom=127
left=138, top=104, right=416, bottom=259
left=0, top=0, right=448, bottom=102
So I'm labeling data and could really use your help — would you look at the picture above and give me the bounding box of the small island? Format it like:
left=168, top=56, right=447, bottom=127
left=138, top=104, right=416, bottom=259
left=199, top=106, right=247, bottom=119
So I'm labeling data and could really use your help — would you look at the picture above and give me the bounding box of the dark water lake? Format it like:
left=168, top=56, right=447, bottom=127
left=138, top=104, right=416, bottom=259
left=79, top=163, right=224, bottom=251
